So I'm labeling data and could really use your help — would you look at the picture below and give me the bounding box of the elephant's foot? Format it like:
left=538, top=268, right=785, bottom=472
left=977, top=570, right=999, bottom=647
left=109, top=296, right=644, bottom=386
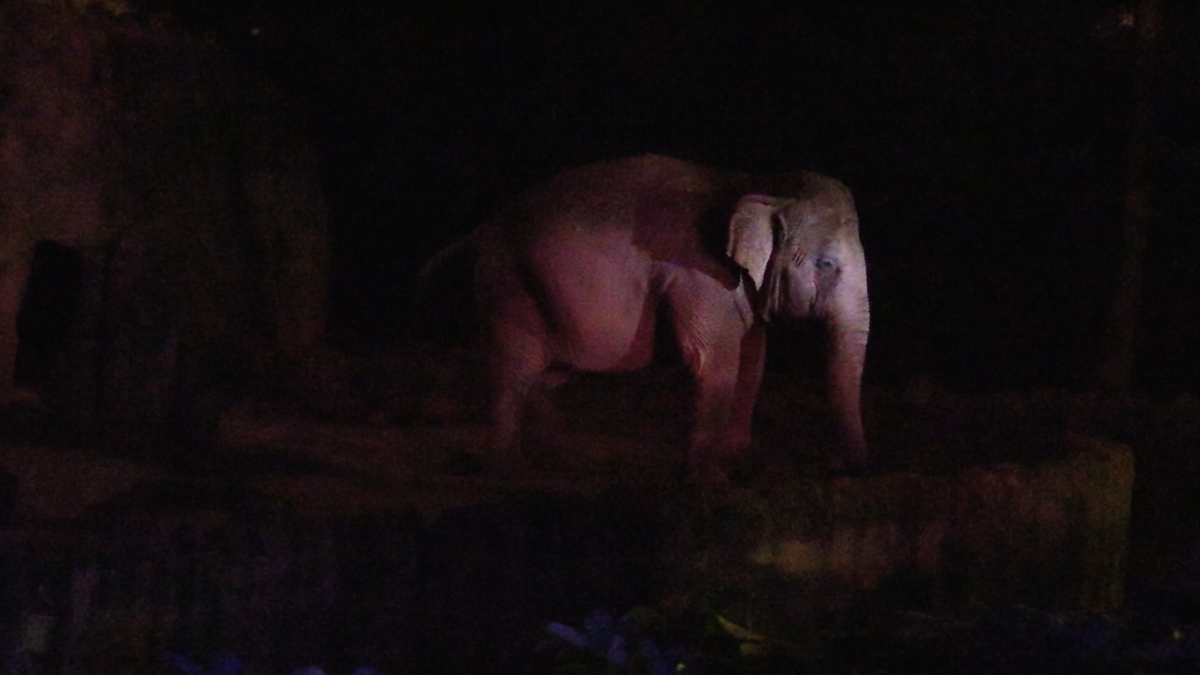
left=688, top=462, right=731, bottom=493
left=687, top=444, right=732, bottom=492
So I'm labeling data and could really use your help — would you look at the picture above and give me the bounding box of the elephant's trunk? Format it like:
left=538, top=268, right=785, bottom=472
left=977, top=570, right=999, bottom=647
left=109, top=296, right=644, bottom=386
left=826, top=291, right=869, bottom=468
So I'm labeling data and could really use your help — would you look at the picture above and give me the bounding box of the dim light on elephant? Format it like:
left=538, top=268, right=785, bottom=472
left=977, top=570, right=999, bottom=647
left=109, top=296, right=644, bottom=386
left=469, top=154, right=870, bottom=485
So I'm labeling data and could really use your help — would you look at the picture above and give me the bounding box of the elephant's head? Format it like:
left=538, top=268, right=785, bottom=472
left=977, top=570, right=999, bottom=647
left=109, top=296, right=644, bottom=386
left=727, top=173, right=870, bottom=465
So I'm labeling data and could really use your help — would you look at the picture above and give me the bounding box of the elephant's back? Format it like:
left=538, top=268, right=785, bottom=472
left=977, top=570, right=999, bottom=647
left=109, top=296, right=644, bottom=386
left=507, top=155, right=720, bottom=233
left=492, top=157, right=723, bottom=274
left=476, top=155, right=733, bottom=371
left=484, top=154, right=735, bottom=285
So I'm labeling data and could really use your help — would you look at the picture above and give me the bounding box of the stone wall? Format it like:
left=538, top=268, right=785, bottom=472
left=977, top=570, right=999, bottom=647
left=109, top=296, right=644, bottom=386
left=684, top=435, right=1134, bottom=634
left=0, top=0, right=328, bottom=448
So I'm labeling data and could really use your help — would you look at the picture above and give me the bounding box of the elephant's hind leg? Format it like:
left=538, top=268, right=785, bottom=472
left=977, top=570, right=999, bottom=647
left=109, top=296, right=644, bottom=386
left=485, top=318, right=549, bottom=475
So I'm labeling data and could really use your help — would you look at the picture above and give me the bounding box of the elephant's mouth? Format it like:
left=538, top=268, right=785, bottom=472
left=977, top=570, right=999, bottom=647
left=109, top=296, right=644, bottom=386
left=761, top=281, right=818, bottom=324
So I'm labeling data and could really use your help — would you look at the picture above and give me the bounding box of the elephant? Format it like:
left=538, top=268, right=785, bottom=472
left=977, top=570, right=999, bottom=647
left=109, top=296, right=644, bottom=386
left=471, top=154, right=870, bottom=483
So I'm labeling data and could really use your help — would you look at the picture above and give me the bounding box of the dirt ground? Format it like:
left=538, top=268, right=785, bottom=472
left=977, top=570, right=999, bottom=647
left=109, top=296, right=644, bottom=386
left=1, top=351, right=1198, bottom=673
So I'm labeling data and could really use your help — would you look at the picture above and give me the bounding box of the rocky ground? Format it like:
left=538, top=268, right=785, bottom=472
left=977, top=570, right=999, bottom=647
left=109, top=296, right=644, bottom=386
left=0, top=347, right=1198, bottom=674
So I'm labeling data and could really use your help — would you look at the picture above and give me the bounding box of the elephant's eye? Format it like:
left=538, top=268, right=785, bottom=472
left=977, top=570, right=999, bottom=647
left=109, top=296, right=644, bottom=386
left=815, top=257, right=836, bottom=271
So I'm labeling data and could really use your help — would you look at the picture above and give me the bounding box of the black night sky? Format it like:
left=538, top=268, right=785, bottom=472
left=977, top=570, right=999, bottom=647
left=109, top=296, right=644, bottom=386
left=205, top=0, right=1199, bottom=396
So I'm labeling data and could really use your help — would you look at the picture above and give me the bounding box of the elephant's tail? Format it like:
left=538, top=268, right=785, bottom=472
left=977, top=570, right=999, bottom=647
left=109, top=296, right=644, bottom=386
left=406, top=234, right=479, bottom=346
left=416, top=235, right=474, bottom=287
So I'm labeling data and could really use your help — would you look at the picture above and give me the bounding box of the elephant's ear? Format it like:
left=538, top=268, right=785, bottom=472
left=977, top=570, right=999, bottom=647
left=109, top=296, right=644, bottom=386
left=727, top=195, right=776, bottom=290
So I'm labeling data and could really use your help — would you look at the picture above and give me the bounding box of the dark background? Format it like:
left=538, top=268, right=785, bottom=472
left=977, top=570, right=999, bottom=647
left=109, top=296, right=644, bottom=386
left=171, top=0, right=1199, bottom=395
left=1, top=5, right=1195, bottom=673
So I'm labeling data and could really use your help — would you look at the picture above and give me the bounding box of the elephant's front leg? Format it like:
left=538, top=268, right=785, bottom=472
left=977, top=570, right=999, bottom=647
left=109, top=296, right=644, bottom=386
left=688, top=364, right=740, bottom=486
left=667, top=269, right=759, bottom=486
left=687, top=331, right=764, bottom=486
left=728, top=322, right=767, bottom=452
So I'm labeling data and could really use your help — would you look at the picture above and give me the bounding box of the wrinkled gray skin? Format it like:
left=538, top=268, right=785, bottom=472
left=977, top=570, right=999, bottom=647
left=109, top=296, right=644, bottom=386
left=474, top=154, right=869, bottom=483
